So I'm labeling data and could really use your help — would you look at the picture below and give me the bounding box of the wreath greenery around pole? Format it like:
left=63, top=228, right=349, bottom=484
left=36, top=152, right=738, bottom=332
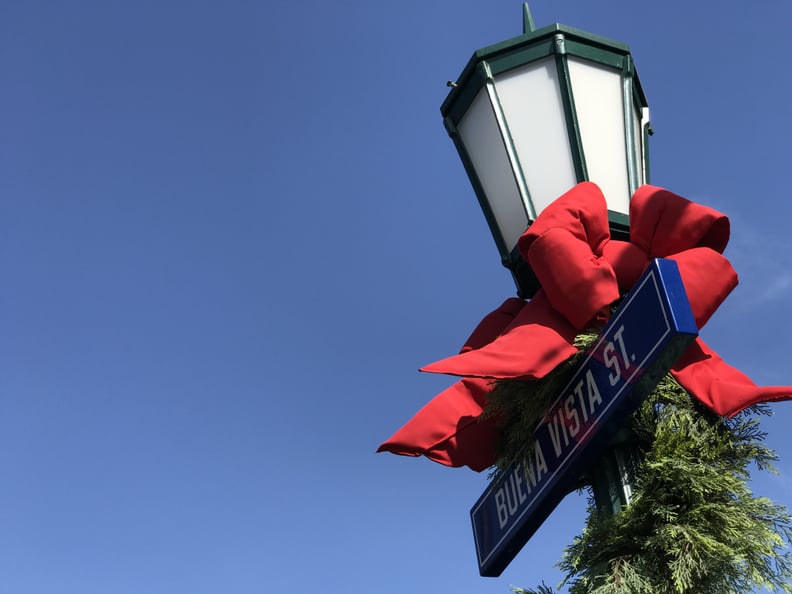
left=485, top=330, right=792, bottom=594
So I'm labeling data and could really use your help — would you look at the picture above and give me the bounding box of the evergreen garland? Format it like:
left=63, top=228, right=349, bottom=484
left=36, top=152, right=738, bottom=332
left=487, top=331, right=792, bottom=594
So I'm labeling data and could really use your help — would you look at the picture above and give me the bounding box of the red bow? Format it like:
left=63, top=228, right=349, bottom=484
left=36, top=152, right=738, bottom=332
left=378, top=183, right=792, bottom=471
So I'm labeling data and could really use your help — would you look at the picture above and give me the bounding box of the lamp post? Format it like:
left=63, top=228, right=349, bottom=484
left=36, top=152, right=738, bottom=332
left=442, top=3, right=651, bottom=298
left=442, top=5, right=651, bottom=515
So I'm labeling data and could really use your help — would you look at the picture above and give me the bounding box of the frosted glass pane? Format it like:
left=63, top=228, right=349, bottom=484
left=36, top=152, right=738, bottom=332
left=633, top=102, right=644, bottom=187
left=494, top=58, right=577, bottom=216
left=568, top=57, right=630, bottom=216
left=639, top=107, right=650, bottom=185
left=458, top=88, right=529, bottom=254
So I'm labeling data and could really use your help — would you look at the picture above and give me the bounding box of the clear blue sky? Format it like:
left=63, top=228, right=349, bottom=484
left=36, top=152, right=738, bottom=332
left=1, top=1, right=791, bottom=593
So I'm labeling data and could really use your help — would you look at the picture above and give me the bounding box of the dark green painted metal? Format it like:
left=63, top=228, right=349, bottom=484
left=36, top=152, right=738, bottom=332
left=630, top=70, right=651, bottom=187
left=643, top=121, right=653, bottom=185
left=622, top=56, right=640, bottom=197
left=445, top=69, right=486, bottom=127
left=632, top=70, right=650, bottom=113
left=442, top=23, right=635, bottom=125
left=590, top=438, right=642, bottom=516
left=522, top=3, right=536, bottom=34
left=608, top=210, right=630, bottom=242
left=441, top=8, right=652, bottom=297
left=481, top=38, right=628, bottom=82
left=444, top=113, right=515, bottom=268
left=554, top=34, right=588, bottom=182
left=483, top=39, right=556, bottom=79
left=480, top=60, right=535, bottom=220
left=508, top=244, right=541, bottom=298
left=562, top=39, right=626, bottom=70
left=472, top=23, right=630, bottom=62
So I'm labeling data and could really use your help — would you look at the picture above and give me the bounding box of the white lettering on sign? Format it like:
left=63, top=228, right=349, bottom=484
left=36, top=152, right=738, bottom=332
left=471, top=261, right=695, bottom=577
left=546, top=328, right=635, bottom=460
left=604, top=325, right=634, bottom=386
left=494, top=443, right=549, bottom=529
left=548, top=368, right=600, bottom=458
left=493, top=324, right=639, bottom=530
left=563, top=394, right=581, bottom=437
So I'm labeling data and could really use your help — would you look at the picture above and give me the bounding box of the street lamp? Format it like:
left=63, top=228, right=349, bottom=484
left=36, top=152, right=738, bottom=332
left=443, top=5, right=652, bottom=516
left=442, top=4, right=651, bottom=298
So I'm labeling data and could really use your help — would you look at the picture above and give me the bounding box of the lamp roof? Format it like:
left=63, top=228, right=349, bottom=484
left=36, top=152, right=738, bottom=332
left=442, top=23, right=648, bottom=120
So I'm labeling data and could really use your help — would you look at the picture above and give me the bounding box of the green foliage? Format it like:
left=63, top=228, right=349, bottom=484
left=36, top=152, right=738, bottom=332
left=489, top=354, right=792, bottom=593
left=485, top=329, right=599, bottom=474
left=511, top=584, right=555, bottom=594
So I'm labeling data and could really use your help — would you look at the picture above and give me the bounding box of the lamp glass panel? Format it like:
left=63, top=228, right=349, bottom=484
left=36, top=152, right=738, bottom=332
left=494, top=57, right=577, bottom=217
left=639, top=107, right=650, bottom=185
left=568, top=56, right=630, bottom=216
left=632, top=105, right=644, bottom=186
left=633, top=103, right=643, bottom=187
left=457, top=87, right=529, bottom=255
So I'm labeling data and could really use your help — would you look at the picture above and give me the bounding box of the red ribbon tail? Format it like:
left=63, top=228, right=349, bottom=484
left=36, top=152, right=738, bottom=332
left=671, top=338, right=792, bottom=417
left=377, top=378, right=498, bottom=471
left=421, top=290, right=578, bottom=380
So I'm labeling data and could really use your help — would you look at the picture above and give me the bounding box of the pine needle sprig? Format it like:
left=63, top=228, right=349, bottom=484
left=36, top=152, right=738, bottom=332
left=559, top=380, right=792, bottom=594
left=495, top=333, right=792, bottom=593
left=484, top=328, right=599, bottom=473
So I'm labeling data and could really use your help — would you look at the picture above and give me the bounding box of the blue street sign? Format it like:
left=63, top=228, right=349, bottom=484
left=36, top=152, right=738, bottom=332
left=471, top=258, right=698, bottom=577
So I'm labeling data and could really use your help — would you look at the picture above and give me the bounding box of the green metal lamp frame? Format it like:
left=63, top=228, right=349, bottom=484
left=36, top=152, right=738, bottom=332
left=442, top=5, right=651, bottom=298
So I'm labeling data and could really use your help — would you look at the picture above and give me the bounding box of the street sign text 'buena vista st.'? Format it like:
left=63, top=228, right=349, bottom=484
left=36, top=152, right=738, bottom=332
left=471, top=258, right=698, bottom=577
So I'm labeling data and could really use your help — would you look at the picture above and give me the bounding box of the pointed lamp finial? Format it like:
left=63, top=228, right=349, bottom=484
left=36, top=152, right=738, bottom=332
left=522, top=3, right=536, bottom=34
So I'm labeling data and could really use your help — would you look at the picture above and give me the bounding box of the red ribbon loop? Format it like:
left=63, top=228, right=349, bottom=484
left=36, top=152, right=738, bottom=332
left=520, top=182, right=737, bottom=332
left=379, top=183, right=792, bottom=471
